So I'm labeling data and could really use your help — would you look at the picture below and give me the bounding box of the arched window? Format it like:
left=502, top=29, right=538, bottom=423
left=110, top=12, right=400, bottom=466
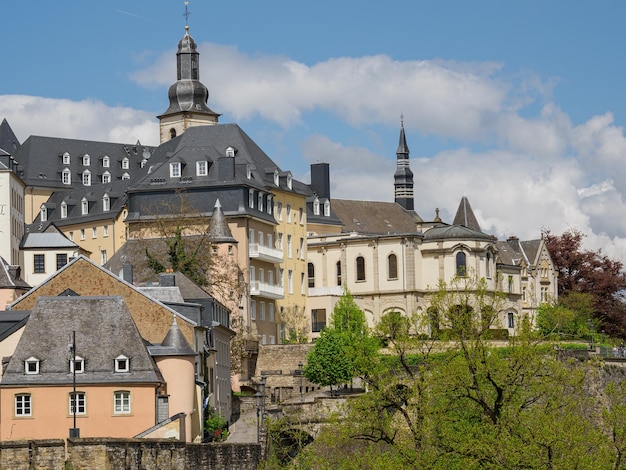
left=81, top=198, right=89, bottom=215
left=456, top=252, right=467, bottom=276
left=308, top=262, right=315, bottom=288
left=169, top=128, right=176, bottom=140
left=82, top=170, right=91, bottom=186
left=486, top=252, right=491, bottom=278
left=356, top=256, right=366, bottom=281
left=507, top=312, right=515, bottom=329
left=102, top=155, right=110, bottom=168
left=62, top=152, right=71, bottom=165
left=336, top=261, right=342, bottom=286
left=102, top=194, right=110, bottom=212
left=388, top=254, right=398, bottom=279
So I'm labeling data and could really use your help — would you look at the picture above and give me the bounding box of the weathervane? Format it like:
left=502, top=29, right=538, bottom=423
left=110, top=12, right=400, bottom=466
left=183, top=1, right=190, bottom=31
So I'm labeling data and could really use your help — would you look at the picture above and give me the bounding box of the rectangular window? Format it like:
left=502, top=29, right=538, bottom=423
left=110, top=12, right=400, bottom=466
left=301, top=272, right=305, bottom=294
left=196, top=160, right=208, bottom=176
left=92, top=227, right=97, bottom=238
left=260, top=302, right=266, bottom=321
left=69, top=392, right=86, bottom=415
left=286, top=205, right=292, bottom=223
left=101, top=250, right=108, bottom=265
left=262, top=335, right=267, bottom=345
left=170, top=162, right=181, bottom=178
left=287, top=235, right=292, bottom=258
left=15, top=394, right=31, bottom=417
left=258, top=231, right=264, bottom=247
left=541, top=286, right=549, bottom=303
left=103, top=225, right=109, bottom=237
left=80, top=229, right=85, bottom=240
left=508, top=312, right=515, bottom=329
left=249, top=189, right=255, bottom=208
left=270, top=335, right=276, bottom=345
left=56, top=253, right=68, bottom=271
left=311, top=309, right=327, bottom=333
left=277, top=202, right=283, bottom=221
left=269, top=303, right=275, bottom=322
left=114, top=391, right=131, bottom=414
left=288, top=270, right=293, bottom=294
left=299, top=208, right=304, bottom=225
left=251, top=301, right=256, bottom=320
left=258, top=193, right=264, bottom=212
left=299, top=238, right=304, bottom=259
left=33, top=254, right=45, bottom=273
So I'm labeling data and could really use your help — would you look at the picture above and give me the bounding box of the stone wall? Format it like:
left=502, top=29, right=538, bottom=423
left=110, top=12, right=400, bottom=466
left=0, top=438, right=260, bottom=470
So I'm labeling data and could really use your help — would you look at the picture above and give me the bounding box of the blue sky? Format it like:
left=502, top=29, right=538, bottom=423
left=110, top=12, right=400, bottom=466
left=3, top=1, right=626, bottom=262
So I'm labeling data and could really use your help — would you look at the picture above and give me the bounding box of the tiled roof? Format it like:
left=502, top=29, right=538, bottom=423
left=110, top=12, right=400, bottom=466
left=331, top=199, right=421, bottom=234
left=1, top=296, right=163, bottom=386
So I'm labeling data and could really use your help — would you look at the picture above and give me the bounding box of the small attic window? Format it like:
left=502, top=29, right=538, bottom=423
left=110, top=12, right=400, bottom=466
left=40, top=204, right=47, bottom=222
left=62, top=168, right=71, bottom=185
left=170, top=162, right=181, bottom=178
left=62, top=152, right=71, bottom=165
left=25, top=357, right=40, bottom=375
left=102, top=171, right=111, bottom=184
left=102, top=155, right=110, bottom=168
left=81, top=197, right=88, bottom=215
left=287, top=173, right=292, bottom=190
left=225, top=146, right=235, bottom=157
left=313, top=197, right=320, bottom=215
left=267, top=195, right=273, bottom=215
left=61, top=202, right=67, bottom=219
left=324, top=200, right=330, bottom=217
left=70, top=355, right=84, bottom=374
left=196, top=160, right=208, bottom=176
left=246, top=164, right=252, bottom=179
left=102, top=194, right=110, bottom=212
left=115, top=355, right=129, bottom=373
left=122, top=157, right=129, bottom=170
left=274, top=170, right=279, bottom=186
left=82, top=169, right=91, bottom=186
left=170, top=128, right=177, bottom=140
left=121, top=172, right=131, bottom=180
left=82, top=154, right=90, bottom=166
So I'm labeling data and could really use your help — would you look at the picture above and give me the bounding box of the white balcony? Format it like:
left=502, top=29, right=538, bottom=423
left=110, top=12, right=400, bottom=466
left=308, top=286, right=343, bottom=297
left=249, top=243, right=283, bottom=263
left=250, top=281, right=284, bottom=299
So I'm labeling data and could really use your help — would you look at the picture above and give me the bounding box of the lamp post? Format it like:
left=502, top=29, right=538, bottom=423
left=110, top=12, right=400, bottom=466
left=69, top=331, right=80, bottom=438
left=254, top=390, right=262, bottom=443
left=298, top=362, right=303, bottom=403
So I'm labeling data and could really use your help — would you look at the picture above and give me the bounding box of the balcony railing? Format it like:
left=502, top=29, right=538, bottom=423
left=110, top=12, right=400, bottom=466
left=308, top=286, right=343, bottom=297
left=250, top=281, right=284, bottom=299
left=249, top=244, right=283, bottom=263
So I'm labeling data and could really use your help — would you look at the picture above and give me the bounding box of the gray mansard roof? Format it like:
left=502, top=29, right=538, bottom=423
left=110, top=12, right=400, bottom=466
left=12, top=134, right=155, bottom=189
left=331, top=199, right=421, bottom=234
left=423, top=224, right=495, bottom=242
left=1, top=296, right=163, bottom=386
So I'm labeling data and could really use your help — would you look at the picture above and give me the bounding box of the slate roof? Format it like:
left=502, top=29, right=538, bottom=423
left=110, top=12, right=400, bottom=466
left=331, top=199, right=421, bottom=234
left=0, top=257, right=30, bottom=290
left=207, top=199, right=236, bottom=243
left=423, top=224, right=495, bottom=242
left=453, top=196, right=481, bottom=232
left=0, top=310, right=29, bottom=342
left=148, top=318, right=196, bottom=357
left=12, top=134, right=155, bottom=189
left=1, top=296, right=163, bottom=386
left=20, top=228, right=78, bottom=249
left=495, top=238, right=543, bottom=267
left=0, top=119, right=20, bottom=155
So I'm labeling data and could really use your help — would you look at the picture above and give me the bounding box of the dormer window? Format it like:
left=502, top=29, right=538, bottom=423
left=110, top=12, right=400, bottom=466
left=102, top=155, right=110, bottom=168
left=25, top=357, right=40, bottom=375
left=61, top=202, right=67, bottom=219
left=313, top=197, right=320, bottom=215
left=122, top=157, right=129, bottom=170
left=225, top=146, right=235, bottom=157
left=246, top=164, right=252, bottom=179
left=197, top=161, right=208, bottom=176
left=62, top=152, right=71, bottom=165
left=267, top=195, right=273, bottom=215
left=115, top=355, right=129, bottom=373
left=102, top=194, right=110, bottom=212
left=40, top=204, right=47, bottom=222
left=258, top=193, right=264, bottom=212
left=82, top=170, right=91, bottom=186
left=324, top=200, right=330, bottom=217
left=287, top=173, right=292, bottom=190
left=102, top=171, right=111, bottom=184
left=249, top=189, right=254, bottom=208
left=70, top=356, right=84, bottom=374
left=82, top=154, right=90, bottom=166
left=121, top=172, right=130, bottom=180
left=81, top=197, right=88, bottom=215
left=62, top=168, right=71, bottom=185
left=170, top=162, right=181, bottom=178
left=274, top=170, right=279, bottom=186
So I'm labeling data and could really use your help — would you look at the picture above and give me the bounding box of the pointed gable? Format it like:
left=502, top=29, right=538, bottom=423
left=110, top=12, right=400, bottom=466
left=453, top=196, right=481, bottom=232
left=207, top=199, right=236, bottom=243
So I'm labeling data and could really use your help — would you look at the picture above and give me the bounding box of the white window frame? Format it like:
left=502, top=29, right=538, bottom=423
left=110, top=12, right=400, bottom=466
left=82, top=154, right=90, bottom=166
left=249, top=189, right=254, bottom=208
left=25, top=356, right=40, bottom=375
left=170, top=162, right=181, bottom=178
left=324, top=200, right=331, bottom=217
left=81, top=198, right=88, bottom=215
left=287, top=235, right=292, bottom=258
left=70, top=356, right=84, bottom=374
left=82, top=170, right=91, bottom=186
left=196, top=160, right=208, bottom=176
left=62, top=152, right=71, bottom=165
left=61, top=202, right=67, bottom=219
left=115, top=355, right=129, bottom=373
left=102, top=171, right=111, bottom=184
left=62, top=168, right=71, bottom=185
left=251, top=300, right=256, bottom=320
left=258, top=193, right=264, bottom=212
left=286, top=205, right=291, bottom=223
left=313, top=197, right=320, bottom=215
left=101, top=249, right=108, bottom=265
left=103, top=225, right=109, bottom=237
left=269, top=303, right=275, bottom=322
left=267, top=195, right=273, bottom=215
left=121, top=172, right=130, bottom=180
left=260, top=301, right=266, bottom=321
left=69, top=392, right=86, bottom=415
left=102, top=155, right=110, bottom=168
left=114, top=391, right=131, bottom=414
left=80, top=229, right=85, bottom=240
left=102, top=194, right=110, bottom=212
left=122, top=157, right=129, bottom=170
left=40, top=205, right=47, bottom=222
left=15, top=394, right=31, bottom=417
left=277, top=202, right=283, bottom=221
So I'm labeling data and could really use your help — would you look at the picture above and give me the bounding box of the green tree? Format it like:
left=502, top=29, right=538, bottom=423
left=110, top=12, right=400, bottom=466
left=303, top=328, right=352, bottom=391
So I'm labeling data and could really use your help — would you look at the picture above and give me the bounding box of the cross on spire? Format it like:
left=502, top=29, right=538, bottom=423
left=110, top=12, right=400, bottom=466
left=183, top=1, right=190, bottom=31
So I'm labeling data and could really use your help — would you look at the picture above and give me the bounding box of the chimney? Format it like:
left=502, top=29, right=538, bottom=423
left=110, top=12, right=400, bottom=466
left=217, top=156, right=235, bottom=181
left=311, top=163, right=331, bottom=200
left=159, top=272, right=176, bottom=287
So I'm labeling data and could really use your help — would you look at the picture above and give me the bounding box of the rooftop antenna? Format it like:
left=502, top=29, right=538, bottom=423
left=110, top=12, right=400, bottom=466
left=183, top=1, right=190, bottom=31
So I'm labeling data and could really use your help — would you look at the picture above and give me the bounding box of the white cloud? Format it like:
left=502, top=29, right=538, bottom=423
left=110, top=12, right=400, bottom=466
left=0, top=95, right=159, bottom=146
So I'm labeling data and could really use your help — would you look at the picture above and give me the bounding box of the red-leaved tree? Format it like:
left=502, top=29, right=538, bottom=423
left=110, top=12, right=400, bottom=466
left=543, top=229, right=626, bottom=337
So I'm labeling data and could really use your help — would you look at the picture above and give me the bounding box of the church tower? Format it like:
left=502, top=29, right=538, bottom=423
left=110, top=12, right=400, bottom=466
left=157, top=19, right=220, bottom=144
left=394, top=116, right=415, bottom=211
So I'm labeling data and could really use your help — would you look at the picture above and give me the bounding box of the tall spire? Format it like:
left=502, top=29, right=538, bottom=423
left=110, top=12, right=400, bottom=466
left=394, top=115, right=414, bottom=211
left=157, top=1, right=220, bottom=143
